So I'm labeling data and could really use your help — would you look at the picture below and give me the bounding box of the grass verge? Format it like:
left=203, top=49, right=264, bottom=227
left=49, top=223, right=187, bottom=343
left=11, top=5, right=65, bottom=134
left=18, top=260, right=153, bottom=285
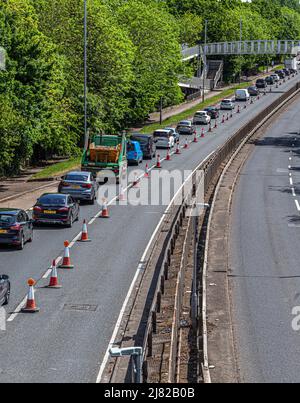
left=32, top=157, right=81, bottom=180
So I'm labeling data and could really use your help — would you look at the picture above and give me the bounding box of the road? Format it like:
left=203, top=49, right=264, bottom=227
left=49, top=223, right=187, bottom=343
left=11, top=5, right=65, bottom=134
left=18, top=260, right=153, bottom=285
left=0, top=76, right=298, bottom=383
left=229, top=90, right=300, bottom=383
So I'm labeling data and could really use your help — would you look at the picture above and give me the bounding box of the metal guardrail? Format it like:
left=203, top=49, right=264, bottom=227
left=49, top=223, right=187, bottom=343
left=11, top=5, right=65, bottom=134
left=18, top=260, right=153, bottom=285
left=106, top=78, right=300, bottom=383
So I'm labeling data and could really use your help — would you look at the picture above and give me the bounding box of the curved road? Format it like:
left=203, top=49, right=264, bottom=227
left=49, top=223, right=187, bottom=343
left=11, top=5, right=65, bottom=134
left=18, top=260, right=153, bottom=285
left=230, top=91, right=300, bottom=383
left=0, top=76, right=298, bottom=383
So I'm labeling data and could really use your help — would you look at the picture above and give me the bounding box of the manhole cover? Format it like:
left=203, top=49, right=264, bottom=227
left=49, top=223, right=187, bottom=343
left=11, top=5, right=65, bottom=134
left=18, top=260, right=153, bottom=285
left=63, top=304, right=98, bottom=312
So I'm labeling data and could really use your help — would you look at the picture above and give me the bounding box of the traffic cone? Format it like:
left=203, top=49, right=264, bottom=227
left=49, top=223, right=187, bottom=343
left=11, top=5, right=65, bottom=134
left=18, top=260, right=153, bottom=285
left=222, top=115, right=225, bottom=123
left=250, top=97, right=254, bottom=104
left=144, top=164, right=150, bottom=178
left=276, top=82, right=278, bottom=89
left=21, top=279, right=40, bottom=313
left=184, top=138, right=189, bottom=148
left=244, top=103, right=247, bottom=109
left=132, top=172, right=140, bottom=188
left=59, top=241, right=74, bottom=268
left=78, top=220, right=91, bottom=242
left=201, top=128, right=205, bottom=138
left=166, top=149, right=171, bottom=161
left=46, top=260, right=62, bottom=289
left=230, top=111, right=233, bottom=118
left=118, top=185, right=126, bottom=201
left=156, top=154, right=162, bottom=168
left=226, top=113, right=229, bottom=121
left=175, top=143, right=181, bottom=154
left=193, top=132, right=198, bottom=143
left=100, top=199, right=110, bottom=218
left=208, top=123, right=212, bottom=132
left=214, top=120, right=218, bottom=129
left=237, top=105, right=240, bottom=113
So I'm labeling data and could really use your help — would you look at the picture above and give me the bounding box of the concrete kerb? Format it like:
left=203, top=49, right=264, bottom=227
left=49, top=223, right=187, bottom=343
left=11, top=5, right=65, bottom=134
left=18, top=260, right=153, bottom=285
left=201, top=82, right=300, bottom=383
left=0, top=182, right=58, bottom=204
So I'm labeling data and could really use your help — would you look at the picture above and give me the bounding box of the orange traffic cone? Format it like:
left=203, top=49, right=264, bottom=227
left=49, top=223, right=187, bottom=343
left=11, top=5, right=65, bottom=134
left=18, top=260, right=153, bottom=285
left=79, top=220, right=91, bottom=242
left=208, top=123, right=212, bottom=132
left=214, top=120, right=218, bottom=129
left=132, top=172, right=140, bottom=188
left=226, top=113, right=229, bottom=121
left=222, top=115, right=225, bottom=123
left=156, top=154, right=162, bottom=168
left=193, top=132, right=198, bottom=143
left=47, top=260, right=62, bottom=289
left=230, top=111, right=233, bottom=118
left=118, top=185, right=126, bottom=201
left=175, top=143, right=181, bottom=154
left=237, top=105, right=240, bottom=113
left=244, top=103, right=247, bottom=109
left=59, top=241, right=74, bottom=268
left=200, top=128, right=204, bottom=138
left=21, top=279, right=40, bottom=313
left=166, top=149, right=171, bottom=161
left=144, top=164, right=150, bottom=178
left=100, top=200, right=110, bottom=218
left=184, top=138, right=189, bottom=148
left=250, top=97, right=254, bottom=104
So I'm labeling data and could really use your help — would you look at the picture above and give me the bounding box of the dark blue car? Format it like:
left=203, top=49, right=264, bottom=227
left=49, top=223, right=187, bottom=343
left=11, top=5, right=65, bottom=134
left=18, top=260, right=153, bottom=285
left=127, top=141, right=143, bottom=165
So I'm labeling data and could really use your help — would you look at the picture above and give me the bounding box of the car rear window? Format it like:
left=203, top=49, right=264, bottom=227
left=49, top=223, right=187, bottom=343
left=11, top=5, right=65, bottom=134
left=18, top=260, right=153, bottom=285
left=0, top=214, right=15, bottom=224
left=222, top=100, right=231, bottom=103
left=38, top=195, right=66, bottom=205
left=65, top=174, right=88, bottom=182
left=154, top=131, right=169, bottom=138
left=131, top=136, right=148, bottom=145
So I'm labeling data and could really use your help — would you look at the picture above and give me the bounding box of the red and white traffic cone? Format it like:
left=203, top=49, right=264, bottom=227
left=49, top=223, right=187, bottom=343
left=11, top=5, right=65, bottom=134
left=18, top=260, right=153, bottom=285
left=175, top=143, right=181, bottom=154
left=166, top=149, right=171, bottom=161
left=208, top=123, right=212, bottom=132
left=226, top=113, right=229, bottom=121
left=156, top=154, right=162, bottom=168
left=144, top=164, right=150, bottom=178
left=222, top=115, right=225, bottom=124
left=47, top=260, right=62, bottom=289
left=21, top=279, right=40, bottom=313
left=214, top=120, right=218, bottom=129
left=250, top=97, right=254, bottom=104
left=184, top=138, right=189, bottom=149
left=244, top=103, right=247, bottom=109
left=193, top=132, right=198, bottom=143
left=230, top=111, right=233, bottom=118
left=132, top=172, right=140, bottom=188
left=118, top=184, right=126, bottom=201
left=237, top=105, right=240, bottom=113
left=201, top=128, right=205, bottom=138
left=59, top=241, right=74, bottom=268
left=100, top=200, right=110, bottom=218
left=79, top=220, right=91, bottom=242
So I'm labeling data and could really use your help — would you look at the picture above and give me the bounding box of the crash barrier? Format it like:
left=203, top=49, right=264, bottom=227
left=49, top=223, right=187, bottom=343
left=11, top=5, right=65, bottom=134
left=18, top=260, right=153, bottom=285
left=104, top=80, right=300, bottom=383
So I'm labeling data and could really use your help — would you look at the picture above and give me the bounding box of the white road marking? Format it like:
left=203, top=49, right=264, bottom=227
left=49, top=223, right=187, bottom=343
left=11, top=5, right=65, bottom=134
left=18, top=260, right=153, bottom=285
left=295, top=200, right=300, bottom=212
left=95, top=149, right=216, bottom=383
left=292, top=188, right=297, bottom=197
left=290, top=177, right=294, bottom=186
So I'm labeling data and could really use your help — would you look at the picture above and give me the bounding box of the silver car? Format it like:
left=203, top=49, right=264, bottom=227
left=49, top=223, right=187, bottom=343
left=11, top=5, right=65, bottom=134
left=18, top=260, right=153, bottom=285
left=58, top=171, right=98, bottom=205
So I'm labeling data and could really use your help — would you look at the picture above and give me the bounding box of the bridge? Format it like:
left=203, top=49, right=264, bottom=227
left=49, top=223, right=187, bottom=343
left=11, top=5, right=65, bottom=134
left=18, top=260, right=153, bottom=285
left=182, top=40, right=300, bottom=61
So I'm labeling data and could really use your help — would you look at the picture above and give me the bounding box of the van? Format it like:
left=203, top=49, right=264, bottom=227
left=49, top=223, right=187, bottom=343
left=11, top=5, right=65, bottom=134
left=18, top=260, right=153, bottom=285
left=127, top=141, right=143, bottom=165
left=235, top=89, right=250, bottom=102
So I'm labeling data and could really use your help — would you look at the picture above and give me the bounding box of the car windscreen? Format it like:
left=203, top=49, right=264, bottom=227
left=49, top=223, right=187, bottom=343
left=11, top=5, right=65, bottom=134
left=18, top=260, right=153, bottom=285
left=131, top=136, right=148, bottom=145
left=154, top=132, right=169, bottom=138
left=222, top=100, right=231, bottom=103
left=0, top=214, right=15, bottom=224
left=38, top=196, right=66, bottom=206
left=127, top=142, right=136, bottom=151
left=65, top=174, right=88, bottom=182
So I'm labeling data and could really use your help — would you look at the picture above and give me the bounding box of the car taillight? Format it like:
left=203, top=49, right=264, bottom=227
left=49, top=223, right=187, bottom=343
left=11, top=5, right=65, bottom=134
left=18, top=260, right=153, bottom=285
left=81, top=183, right=92, bottom=189
left=58, top=207, right=69, bottom=213
left=33, top=206, right=42, bottom=212
left=10, top=224, right=21, bottom=231
left=62, top=182, right=70, bottom=187
left=114, top=169, right=119, bottom=174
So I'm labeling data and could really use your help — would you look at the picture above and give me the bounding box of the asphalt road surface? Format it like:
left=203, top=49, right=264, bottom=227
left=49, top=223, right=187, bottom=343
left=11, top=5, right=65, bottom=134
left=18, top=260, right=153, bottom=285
left=0, top=76, right=298, bottom=383
left=230, top=90, right=300, bottom=383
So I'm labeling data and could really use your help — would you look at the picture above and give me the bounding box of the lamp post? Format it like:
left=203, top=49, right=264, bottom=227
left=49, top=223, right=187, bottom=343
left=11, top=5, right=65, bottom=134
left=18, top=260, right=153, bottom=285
left=239, top=18, right=242, bottom=84
left=84, top=0, right=88, bottom=150
left=202, top=20, right=208, bottom=104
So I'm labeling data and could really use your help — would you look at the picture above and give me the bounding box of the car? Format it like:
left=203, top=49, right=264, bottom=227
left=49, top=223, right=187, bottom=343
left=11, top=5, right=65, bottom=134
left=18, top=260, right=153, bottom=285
left=164, top=127, right=180, bottom=143
left=0, top=275, right=10, bottom=306
left=275, top=70, right=285, bottom=79
left=58, top=171, right=98, bottom=205
left=0, top=209, right=33, bottom=250
left=248, top=86, right=260, bottom=96
left=256, top=78, right=267, bottom=89
left=33, top=193, right=80, bottom=228
left=204, top=106, right=219, bottom=119
left=270, top=73, right=280, bottom=82
left=220, top=99, right=235, bottom=110
left=130, top=133, right=156, bottom=159
left=127, top=140, right=143, bottom=165
left=176, top=120, right=196, bottom=135
left=283, top=68, right=291, bottom=76
left=265, top=76, right=275, bottom=85
left=235, top=89, right=250, bottom=101
left=193, top=111, right=211, bottom=125
left=153, top=129, right=175, bottom=148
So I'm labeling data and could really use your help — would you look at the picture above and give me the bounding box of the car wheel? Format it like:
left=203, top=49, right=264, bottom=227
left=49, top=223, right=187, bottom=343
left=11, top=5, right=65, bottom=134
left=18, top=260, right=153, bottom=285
left=67, top=214, right=73, bottom=228
left=17, top=234, right=25, bottom=250
left=28, top=230, right=33, bottom=243
left=3, top=287, right=10, bottom=305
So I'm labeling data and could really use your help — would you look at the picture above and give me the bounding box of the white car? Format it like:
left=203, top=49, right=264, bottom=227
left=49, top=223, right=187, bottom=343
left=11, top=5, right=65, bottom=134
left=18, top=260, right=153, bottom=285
left=235, top=89, right=250, bottom=102
left=193, top=111, right=211, bottom=125
left=153, top=129, right=175, bottom=149
left=220, top=99, right=235, bottom=110
left=270, top=73, right=280, bottom=82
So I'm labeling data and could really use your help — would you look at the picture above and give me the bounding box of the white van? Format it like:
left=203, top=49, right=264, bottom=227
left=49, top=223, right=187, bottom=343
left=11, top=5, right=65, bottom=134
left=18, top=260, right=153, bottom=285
left=235, top=89, right=250, bottom=102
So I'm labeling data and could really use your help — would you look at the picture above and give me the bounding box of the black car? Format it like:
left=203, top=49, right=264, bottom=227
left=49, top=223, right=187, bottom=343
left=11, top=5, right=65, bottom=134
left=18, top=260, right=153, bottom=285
left=33, top=193, right=80, bottom=228
left=275, top=70, right=285, bottom=79
left=0, top=209, right=33, bottom=250
left=204, top=106, right=220, bottom=119
left=248, top=86, right=260, bottom=96
left=283, top=68, right=291, bottom=76
left=256, top=78, right=267, bottom=89
left=265, top=76, right=275, bottom=85
left=0, top=275, right=10, bottom=305
left=130, top=133, right=156, bottom=159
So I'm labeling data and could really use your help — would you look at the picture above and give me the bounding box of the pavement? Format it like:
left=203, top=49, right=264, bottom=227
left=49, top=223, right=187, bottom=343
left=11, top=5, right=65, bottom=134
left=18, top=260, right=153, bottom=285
left=229, top=90, right=300, bottom=383
left=0, top=74, right=298, bottom=383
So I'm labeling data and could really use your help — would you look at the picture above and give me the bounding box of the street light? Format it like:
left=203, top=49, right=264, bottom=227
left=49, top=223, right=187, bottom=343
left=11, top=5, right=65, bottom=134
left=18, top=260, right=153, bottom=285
left=109, top=347, right=143, bottom=383
left=239, top=18, right=243, bottom=84
left=84, top=0, right=88, bottom=150
left=202, top=20, right=208, bottom=104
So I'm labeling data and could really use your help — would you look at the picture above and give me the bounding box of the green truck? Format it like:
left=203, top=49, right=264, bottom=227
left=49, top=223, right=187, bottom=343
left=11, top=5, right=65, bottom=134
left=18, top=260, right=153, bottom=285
left=81, top=134, right=127, bottom=183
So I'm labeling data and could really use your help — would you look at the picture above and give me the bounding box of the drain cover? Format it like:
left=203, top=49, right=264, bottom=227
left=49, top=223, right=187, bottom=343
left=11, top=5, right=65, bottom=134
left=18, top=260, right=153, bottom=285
left=63, top=304, right=98, bottom=312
